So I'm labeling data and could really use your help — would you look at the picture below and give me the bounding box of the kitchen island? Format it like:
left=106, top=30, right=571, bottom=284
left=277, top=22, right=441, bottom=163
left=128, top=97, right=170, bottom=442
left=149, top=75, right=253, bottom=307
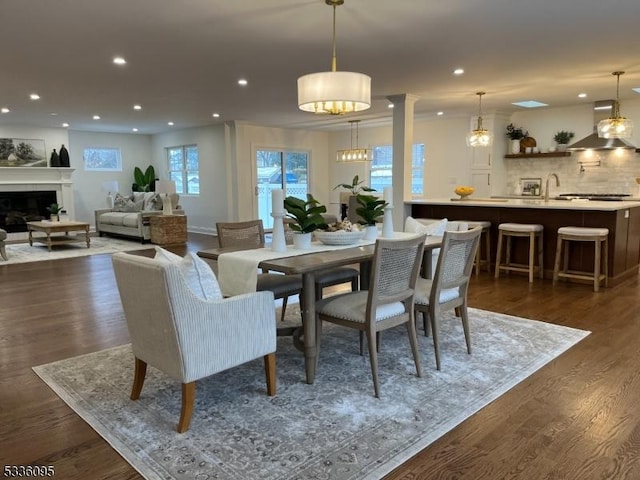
left=408, top=198, right=640, bottom=285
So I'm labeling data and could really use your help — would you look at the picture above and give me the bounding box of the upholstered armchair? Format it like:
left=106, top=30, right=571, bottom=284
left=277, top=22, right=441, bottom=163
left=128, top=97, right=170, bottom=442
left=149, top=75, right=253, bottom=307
left=112, top=249, right=277, bottom=433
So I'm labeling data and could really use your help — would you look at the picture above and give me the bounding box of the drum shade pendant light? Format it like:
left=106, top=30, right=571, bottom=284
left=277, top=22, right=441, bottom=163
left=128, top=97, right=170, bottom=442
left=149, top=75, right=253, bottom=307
left=597, top=71, right=633, bottom=139
left=336, top=120, right=372, bottom=162
left=466, top=92, right=493, bottom=147
left=297, top=0, right=371, bottom=115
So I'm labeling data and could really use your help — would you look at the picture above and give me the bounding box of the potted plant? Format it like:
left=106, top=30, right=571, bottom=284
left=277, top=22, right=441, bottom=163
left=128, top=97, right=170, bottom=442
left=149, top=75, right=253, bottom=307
left=283, top=194, right=328, bottom=249
left=132, top=165, right=157, bottom=192
left=506, top=123, right=528, bottom=154
left=553, top=130, right=574, bottom=151
left=333, top=175, right=377, bottom=223
left=355, top=194, right=388, bottom=240
left=47, top=203, right=63, bottom=222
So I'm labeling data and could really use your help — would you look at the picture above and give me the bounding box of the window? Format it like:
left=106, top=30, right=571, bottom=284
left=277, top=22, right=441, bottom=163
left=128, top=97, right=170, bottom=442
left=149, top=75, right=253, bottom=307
left=167, top=145, right=199, bottom=195
left=369, top=144, right=425, bottom=196
left=83, top=147, right=122, bottom=171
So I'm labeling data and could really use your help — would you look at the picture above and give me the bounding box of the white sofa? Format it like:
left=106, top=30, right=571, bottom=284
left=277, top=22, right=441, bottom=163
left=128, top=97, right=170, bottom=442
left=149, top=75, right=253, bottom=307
left=95, top=192, right=184, bottom=242
left=404, top=217, right=469, bottom=275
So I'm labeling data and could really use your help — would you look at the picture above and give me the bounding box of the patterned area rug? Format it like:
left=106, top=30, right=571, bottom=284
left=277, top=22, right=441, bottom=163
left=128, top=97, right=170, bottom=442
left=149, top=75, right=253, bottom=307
left=2, top=237, right=152, bottom=264
left=33, top=308, right=589, bottom=480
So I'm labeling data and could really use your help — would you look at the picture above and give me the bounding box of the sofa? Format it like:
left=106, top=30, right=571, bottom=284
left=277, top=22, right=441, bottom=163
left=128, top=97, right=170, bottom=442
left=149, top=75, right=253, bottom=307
left=95, top=192, right=184, bottom=242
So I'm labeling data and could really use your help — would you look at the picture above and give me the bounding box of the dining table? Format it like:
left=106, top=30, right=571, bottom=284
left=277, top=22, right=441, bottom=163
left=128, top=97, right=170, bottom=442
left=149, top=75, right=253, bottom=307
left=198, top=233, right=443, bottom=384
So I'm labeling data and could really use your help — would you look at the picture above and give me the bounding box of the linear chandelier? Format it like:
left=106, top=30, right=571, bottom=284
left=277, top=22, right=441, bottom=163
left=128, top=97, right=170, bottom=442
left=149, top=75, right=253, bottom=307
left=297, top=0, right=371, bottom=115
left=466, top=91, right=493, bottom=147
left=597, top=71, right=633, bottom=139
left=336, top=120, right=371, bottom=162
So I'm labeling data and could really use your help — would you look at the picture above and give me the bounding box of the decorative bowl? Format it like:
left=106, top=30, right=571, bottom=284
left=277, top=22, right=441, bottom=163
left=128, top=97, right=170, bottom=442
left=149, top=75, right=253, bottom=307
left=454, top=186, right=474, bottom=199
left=314, top=230, right=364, bottom=245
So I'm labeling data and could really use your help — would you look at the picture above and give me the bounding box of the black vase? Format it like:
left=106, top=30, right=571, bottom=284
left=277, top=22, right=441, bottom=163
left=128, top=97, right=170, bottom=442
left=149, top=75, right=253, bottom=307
left=59, top=144, right=70, bottom=167
left=49, top=149, right=60, bottom=167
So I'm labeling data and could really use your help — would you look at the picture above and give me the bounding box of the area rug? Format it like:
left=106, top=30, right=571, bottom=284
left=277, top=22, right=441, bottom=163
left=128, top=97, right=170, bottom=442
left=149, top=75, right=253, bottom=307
left=33, top=308, right=589, bottom=480
left=2, top=237, right=153, bottom=265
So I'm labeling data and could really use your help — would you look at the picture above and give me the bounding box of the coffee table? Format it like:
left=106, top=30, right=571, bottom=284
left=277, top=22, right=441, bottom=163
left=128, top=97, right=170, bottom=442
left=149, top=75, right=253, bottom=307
left=26, top=220, right=91, bottom=251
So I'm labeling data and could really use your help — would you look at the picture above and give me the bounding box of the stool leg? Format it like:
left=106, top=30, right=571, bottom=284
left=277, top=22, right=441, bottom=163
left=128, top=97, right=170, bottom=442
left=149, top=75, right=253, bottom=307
left=563, top=241, right=570, bottom=273
left=603, top=237, right=609, bottom=288
left=495, top=231, right=503, bottom=279
left=553, top=236, right=563, bottom=285
left=593, top=239, right=601, bottom=292
left=505, top=235, right=512, bottom=274
left=528, top=232, right=535, bottom=283
left=538, top=231, right=544, bottom=279
left=485, top=229, right=492, bottom=274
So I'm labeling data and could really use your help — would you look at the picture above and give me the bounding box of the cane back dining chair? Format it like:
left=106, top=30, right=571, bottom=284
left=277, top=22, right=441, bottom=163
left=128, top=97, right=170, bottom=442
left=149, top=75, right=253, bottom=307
left=315, top=234, right=427, bottom=398
left=414, top=227, right=481, bottom=370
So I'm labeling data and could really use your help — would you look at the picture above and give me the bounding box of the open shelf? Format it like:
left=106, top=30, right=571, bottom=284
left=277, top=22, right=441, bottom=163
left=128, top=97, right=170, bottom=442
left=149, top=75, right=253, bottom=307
left=505, top=152, right=572, bottom=158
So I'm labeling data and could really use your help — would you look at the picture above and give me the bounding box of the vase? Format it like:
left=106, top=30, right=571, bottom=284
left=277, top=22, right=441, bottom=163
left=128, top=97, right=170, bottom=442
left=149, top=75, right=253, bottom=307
left=363, top=225, right=378, bottom=241
left=49, top=149, right=60, bottom=167
left=510, top=139, right=521, bottom=154
left=557, top=143, right=568, bottom=152
left=59, top=144, right=70, bottom=167
left=292, top=232, right=312, bottom=249
left=50, top=214, right=59, bottom=222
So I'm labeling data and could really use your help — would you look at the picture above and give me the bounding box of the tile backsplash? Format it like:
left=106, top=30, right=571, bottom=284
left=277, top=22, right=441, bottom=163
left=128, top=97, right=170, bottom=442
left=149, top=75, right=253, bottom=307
left=505, top=149, right=640, bottom=196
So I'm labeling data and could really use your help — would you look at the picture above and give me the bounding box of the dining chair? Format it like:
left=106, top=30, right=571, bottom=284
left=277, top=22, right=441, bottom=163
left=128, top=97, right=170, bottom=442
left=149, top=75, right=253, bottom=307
left=315, top=234, right=427, bottom=398
left=414, top=227, right=481, bottom=370
left=216, top=220, right=302, bottom=322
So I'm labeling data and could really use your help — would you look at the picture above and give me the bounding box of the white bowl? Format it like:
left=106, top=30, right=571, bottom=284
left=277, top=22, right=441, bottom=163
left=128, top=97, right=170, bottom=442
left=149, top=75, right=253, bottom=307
left=314, top=230, right=364, bottom=245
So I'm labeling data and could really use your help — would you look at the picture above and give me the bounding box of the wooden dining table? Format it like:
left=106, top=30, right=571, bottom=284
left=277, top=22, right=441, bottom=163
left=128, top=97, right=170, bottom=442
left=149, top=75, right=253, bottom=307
left=198, top=234, right=443, bottom=384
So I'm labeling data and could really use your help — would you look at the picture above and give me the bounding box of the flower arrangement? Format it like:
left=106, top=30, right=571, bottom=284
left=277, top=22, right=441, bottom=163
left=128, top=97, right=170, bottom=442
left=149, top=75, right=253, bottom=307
left=553, top=130, right=574, bottom=144
left=506, top=123, right=528, bottom=140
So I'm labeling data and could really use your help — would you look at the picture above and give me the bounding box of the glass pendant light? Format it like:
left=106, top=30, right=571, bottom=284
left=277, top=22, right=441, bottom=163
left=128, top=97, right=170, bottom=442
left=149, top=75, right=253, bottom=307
left=597, top=71, right=633, bottom=139
left=466, top=92, right=493, bottom=147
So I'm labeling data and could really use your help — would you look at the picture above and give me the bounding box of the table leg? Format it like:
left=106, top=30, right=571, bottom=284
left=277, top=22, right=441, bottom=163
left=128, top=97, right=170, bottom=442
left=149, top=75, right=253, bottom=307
left=46, top=233, right=52, bottom=252
left=301, top=272, right=317, bottom=384
left=85, top=226, right=90, bottom=248
left=359, top=260, right=371, bottom=290
left=28, top=229, right=33, bottom=246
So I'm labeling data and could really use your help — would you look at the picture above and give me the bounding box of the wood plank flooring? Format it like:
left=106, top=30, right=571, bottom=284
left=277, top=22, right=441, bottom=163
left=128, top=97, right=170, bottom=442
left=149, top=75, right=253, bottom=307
left=1, top=233, right=639, bottom=479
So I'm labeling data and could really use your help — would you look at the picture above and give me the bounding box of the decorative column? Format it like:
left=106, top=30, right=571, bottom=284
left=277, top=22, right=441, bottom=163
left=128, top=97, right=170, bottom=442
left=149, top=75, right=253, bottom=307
left=382, top=186, right=394, bottom=238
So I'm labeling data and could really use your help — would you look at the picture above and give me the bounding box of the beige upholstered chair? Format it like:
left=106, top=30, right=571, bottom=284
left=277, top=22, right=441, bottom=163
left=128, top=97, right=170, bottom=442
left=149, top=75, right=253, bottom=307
left=216, top=220, right=302, bottom=321
left=315, top=234, right=427, bottom=398
left=112, top=249, right=277, bottom=433
left=414, top=227, right=481, bottom=370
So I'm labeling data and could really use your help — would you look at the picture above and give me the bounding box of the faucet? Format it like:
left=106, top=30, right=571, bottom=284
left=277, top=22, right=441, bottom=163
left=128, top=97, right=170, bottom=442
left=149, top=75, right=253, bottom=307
left=544, top=173, right=560, bottom=202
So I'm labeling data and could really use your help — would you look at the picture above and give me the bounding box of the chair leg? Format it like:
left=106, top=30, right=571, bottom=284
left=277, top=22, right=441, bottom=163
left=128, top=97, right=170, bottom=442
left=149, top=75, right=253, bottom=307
left=0, top=245, right=7, bottom=261
left=460, top=305, right=472, bottom=354
left=422, top=310, right=431, bottom=337
left=359, top=331, right=364, bottom=356
left=264, top=353, right=277, bottom=396
left=366, top=330, right=381, bottom=398
left=130, top=357, right=147, bottom=400
left=351, top=275, right=359, bottom=292
left=430, top=308, right=442, bottom=371
left=280, top=296, right=288, bottom=322
left=406, top=315, right=422, bottom=378
left=177, top=381, right=196, bottom=433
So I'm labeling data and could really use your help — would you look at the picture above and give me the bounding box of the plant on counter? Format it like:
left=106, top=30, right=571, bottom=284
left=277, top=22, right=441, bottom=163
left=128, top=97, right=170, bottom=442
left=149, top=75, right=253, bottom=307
left=553, top=130, right=575, bottom=144
left=506, top=123, right=528, bottom=140
left=283, top=194, right=328, bottom=233
left=355, top=194, right=388, bottom=226
left=333, top=175, right=377, bottom=195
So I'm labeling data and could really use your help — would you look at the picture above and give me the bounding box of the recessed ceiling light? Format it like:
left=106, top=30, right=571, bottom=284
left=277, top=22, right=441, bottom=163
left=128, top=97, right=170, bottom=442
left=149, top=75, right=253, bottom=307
left=30, top=93, right=40, bottom=100
left=437, top=111, right=444, bottom=116
left=113, top=56, right=126, bottom=65
left=453, top=68, right=464, bottom=75
left=387, top=103, right=394, bottom=109
left=512, top=100, right=548, bottom=108
left=133, top=104, right=142, bottom=110
left=238, top=78, right=248, bottom=86
left=212, top=113, right=220, bottom=118
left=578, top=93, right=587, bottom=98
left=168, top=121, right=174, bottom=126
left=1, top=107, right=9, bottom=114
left=62, top=123, right=69, bottom=127
left=93, top=115, right=101, bottom=120
left=132, top=128, right=139, bottom=132
left=50, top=112, right=58, bottom=116
left=633, top=87, right=640, bottom=94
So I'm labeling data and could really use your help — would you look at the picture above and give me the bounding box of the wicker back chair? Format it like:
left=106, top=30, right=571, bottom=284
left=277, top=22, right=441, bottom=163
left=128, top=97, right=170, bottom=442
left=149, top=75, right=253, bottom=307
left=414, top=227, right=481, bottom=370
left=216, top=220, right=302, bottom=322
left=315, top=234, right=427, bottom=397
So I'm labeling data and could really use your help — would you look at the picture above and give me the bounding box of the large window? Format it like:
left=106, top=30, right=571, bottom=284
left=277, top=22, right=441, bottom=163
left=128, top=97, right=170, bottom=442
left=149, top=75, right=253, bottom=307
left=83, top=147, right=122, bottom=171
left=167, top=145, right=199, bottom=195
left=369, top=144, right=425, bottom=195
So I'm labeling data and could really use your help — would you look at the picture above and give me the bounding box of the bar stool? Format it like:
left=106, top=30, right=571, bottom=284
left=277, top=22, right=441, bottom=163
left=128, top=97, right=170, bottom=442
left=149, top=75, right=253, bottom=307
left=495, top=223, right=544, bottom=283
left=552, top=226, right=608, bottom=292
left=462, top=220, right=491, bottom=275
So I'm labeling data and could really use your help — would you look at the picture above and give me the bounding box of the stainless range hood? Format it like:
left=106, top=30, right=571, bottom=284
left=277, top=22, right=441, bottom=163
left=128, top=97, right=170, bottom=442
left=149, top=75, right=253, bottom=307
left=568, top=100, right=636, bottom=150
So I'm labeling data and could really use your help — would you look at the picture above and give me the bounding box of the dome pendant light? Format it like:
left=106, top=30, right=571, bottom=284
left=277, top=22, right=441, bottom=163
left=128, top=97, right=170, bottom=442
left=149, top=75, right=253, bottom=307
left=336, top=120, right=372, bottom=162
left=597, top=71, right=633, bottom=139
left=297, top=0, right=371, bottom=115
left=466, top=92, right=493, bottom=147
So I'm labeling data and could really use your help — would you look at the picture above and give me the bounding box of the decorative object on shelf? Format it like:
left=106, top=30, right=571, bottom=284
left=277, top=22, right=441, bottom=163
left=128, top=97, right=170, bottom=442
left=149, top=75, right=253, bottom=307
left=506, top=123, right=528, bottom=154
left=155, top=180, right=177, bottom=215
left=284, top=194, right=328, bottom=249
left=46, top=203, right=63, bottom=221
left=101, top=180, right=120, bottom=208
left=381, top=187, right=394, bottom=238
left=597, top=71, right=633, bottom=139
left=132, top=165, right=157, bottom=192
left=520, top=136, right=537, bottom=153
left=553, top=130, right=574, bottom=151
left=467, top=92, right=493, bottom=147
left=49, top=149, right=60, bottom=167
left=59, top=144, right=70, bottom=167
left=336, top=120, right=372, bottom=162
left=520, top=178, right=542, bottom=196
left=297, top=0, right=371, bottom=115
left=270, top=188, right=287, bottom=252
left=454, top=186, right=475, bottom=199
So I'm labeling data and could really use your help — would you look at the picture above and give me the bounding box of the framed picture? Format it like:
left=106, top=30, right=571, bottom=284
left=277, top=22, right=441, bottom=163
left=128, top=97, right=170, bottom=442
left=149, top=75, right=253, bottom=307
left=521, top=177, right=542, bottom=196
left=0, top=138, right=47, bottom=167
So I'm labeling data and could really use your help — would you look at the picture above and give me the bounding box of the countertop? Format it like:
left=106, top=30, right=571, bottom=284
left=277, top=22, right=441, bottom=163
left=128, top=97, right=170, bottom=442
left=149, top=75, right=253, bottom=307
left=406, top=197, right=640, bottom=211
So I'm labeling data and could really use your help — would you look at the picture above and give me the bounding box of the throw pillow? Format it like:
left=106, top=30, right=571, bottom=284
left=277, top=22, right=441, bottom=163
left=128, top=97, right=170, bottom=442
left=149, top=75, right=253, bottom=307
left=113, top=193, right=130, bottom=212
left=404, top=216, right=448, bottom=236
left=142, top=192, right=160, bottom=211
left=154, top=247, right=222, bottom=301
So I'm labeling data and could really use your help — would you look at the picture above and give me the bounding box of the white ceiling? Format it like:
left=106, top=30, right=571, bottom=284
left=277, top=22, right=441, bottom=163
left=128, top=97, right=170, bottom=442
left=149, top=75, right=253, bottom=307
left=1, top=0, right=639, bottom=134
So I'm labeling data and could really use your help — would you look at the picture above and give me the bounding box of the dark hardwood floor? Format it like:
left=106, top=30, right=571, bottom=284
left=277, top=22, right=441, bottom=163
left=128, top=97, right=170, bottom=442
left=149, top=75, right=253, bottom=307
left=1, top=233, right=639, bottom=479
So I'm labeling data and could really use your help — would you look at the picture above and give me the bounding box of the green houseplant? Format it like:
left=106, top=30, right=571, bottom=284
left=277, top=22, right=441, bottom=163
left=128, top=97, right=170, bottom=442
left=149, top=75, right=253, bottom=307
left=284, top=194, right=328, bottom=249
left=46, top=203, right=63, bottom=221
left=333, top=175, right=377, bottom=195
left=553, top=130, right=574, bottom=144
left=132, top=165, right=157, bottom=192
left=355, top=194, right=388, bottom=226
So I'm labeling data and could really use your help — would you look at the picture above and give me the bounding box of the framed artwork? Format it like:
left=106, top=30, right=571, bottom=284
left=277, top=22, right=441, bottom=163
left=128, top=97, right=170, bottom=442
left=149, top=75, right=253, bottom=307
left=0, top=138, right=47, bottom=167
left=521, top=177, right=542, bottom=196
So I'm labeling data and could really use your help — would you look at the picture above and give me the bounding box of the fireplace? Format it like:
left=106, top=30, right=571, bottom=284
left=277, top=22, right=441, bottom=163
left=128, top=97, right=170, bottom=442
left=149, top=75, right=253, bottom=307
left=0, top=191, right=58, bottom=232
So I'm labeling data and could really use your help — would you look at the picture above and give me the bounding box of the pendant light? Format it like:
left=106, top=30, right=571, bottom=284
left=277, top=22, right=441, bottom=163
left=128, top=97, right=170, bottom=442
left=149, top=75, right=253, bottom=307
left=336, top=120, right=372, bottom=162
left=297, top=0, right=371, bottom=115
left=466, top=92, right=493, bottom=147
left=597, top=71, right=633, bottom=139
